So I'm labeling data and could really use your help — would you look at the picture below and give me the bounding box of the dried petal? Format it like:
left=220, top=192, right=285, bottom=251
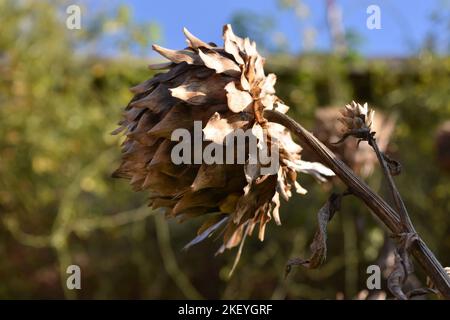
left=170, top=73, right=232, bottom=105
left=152, top=44, right=202, bottom=65
left=191, top=164, right=227, bottom=191
left=183, top=27, right=212, bottom=50
left=225, top=81, right=253, bottom=112
left=203, top=112, right=251, bottom=144
left=198, top=48, right=241, bottom=77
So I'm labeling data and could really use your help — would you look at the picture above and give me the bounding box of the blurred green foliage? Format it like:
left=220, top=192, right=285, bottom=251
left=0, top=1, right=449, bottom=299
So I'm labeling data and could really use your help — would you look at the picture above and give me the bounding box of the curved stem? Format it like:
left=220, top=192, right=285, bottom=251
left=264, top=109, right=450, bottom=299
left=369, top=135, right=414, bottom=232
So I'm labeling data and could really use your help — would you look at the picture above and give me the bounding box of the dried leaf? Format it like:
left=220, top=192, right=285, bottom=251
left=260, top=94, right=276, bottom=110
left=254, top=55, right=266, bottom=82
left=260, top=73, right=276, bottom=95
left=233, top=174, right=277, bottom=226
left=271, top=192, right=281, bottom=225
left=203, top=112, right=251, bottom=144
left=191, top=164, right=227, bottom=192
left=128, top=128, right=159, bottom=147
left=383, top=153, right=402, bottom=176
left=285, top=193, right=342, bottom=276
left=129, top=84, right=177, bottom=113
left=219, top=193, right=241, bottom=214
left=224, top=38, right=244, bottom=65
left=170, top=73, right=232, bottom=105
left=274, top=102, right=289, bottom=114
left=148, top=103, right=226, bottom=138
left=276, top=167, right=291, bottom=201
left=243, top=37, right=258, bottom=58
left=198, top=48, right=241, bottom=77
left=387, top=232, right=419, bottom=300
left=406, top=287, right=438, bottom=299
left=131, top=62, right=192, bottom=94
left=257, top=206, right=271, bottom=241
left=142, top=169, right=189, bottom=196
left=183, top=216, right=228, bottom=250
left=225, top=81, right=253, bottom=113
left=387, top=251, right=408, bottom=300
left=183, top=27, right=212, bottom=49
left=218, top=223, right=245, bottom=253
left=148, top=140, right=188, bottom=177
left=267, top=122, right=302, bottom=154
left=148, top=61, right=173, bottom=70
left=149, top=195, right=176, bottom=208
left=223, top=24, right=245, bottom=54
left=172, top=206, right=214, bottom=221
left=228, top=223, right=249, bottom=277
left=284, top=159, right=335, bottom=182
left=152, top=44, right=202, bottom=65
left=172, top=189, right=222, bottom=214
left=294, top=181, right=308, bottom=195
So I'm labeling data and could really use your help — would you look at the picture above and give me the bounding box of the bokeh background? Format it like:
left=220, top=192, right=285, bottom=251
left=0, top=0, right=449, bottom=299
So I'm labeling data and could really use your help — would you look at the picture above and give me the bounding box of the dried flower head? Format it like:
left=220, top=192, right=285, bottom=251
left=310, top=106, right=395, bottom=178
left=339, top=101, right=375, bottom=132
left=334, top=101, right=375, bottom=144
left=113, top=25, right=334, bottom=254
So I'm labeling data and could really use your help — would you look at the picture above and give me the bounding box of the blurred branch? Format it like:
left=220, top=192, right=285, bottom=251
left=271, top=232, right=306, bottom=299
left=264, top=109, right=450, bottom=299
left=54, top=239, right=77, bottom=300
left=2, top=148, right=152, bottom=299
left=1, top=215, right=51, bottom=248
left=342, top=212, right=358, bottom=297
left=51, top=150, right=115, bottom=240
left=154, top=214, right=203, bottom=299
left=72, top=205, right=155, bottom=233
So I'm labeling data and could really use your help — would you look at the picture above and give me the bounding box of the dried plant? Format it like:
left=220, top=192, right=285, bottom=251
left=113, top=25, right=450, bottom=299
left=265, top=105, right=450, bottom=299
left=309, top=106, right=395, bottom=177
left=113, top=25, right=333, bottom=257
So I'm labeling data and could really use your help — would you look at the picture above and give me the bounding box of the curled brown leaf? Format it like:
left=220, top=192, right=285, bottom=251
left=285, top=193, right=342, bottom=277
left=383, top=153, right=402, bottom=176
left=387, top=232, right=419, bottom=300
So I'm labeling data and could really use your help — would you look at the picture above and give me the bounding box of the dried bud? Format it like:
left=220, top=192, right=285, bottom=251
left=334, top=101, right=375, bottom=144
left=112, top=25, right=334, bottom=254
left=339, top=101, right=375, bottom=133
left=309, top=106, right=395, bottom=178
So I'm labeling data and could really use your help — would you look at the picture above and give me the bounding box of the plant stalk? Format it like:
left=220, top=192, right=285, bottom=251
left=264, top=109, right=450, bottom=299
left=368, top=135, right=414, bottom=232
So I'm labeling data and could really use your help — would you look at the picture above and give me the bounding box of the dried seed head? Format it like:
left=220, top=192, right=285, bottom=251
left=113, top=25, right=334, bottom=254
left=309, top=106, right=395, bottom=178
left=339, top=101, right=375, bottom=132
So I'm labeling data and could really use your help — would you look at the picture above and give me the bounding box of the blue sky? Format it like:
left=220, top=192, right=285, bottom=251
left=95, top=0, right=449, bottom=57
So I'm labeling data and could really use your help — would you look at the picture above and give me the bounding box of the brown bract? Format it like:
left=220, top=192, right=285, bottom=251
left=339, top=101, right=375, bottom=133
left=310, top=106, right=395, bottom=178
left=113, top=25, right=333, bottom=253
